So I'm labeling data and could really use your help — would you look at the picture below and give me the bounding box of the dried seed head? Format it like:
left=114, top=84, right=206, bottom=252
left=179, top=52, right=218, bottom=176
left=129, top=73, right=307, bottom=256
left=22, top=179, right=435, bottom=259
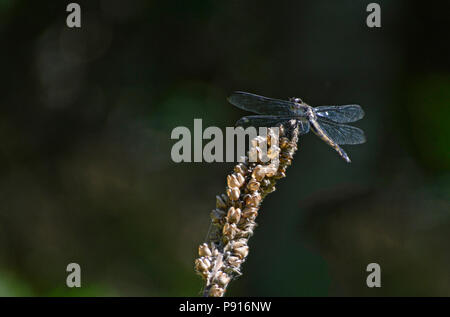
left=226, top=207, right=241, bottom=224
left=252, top=165, right=266, bottom=181
left=227, top=256, right=241, bottom=267
left=264, top=166, right=277, bottom=177
left=280, top=157, right=292, bottom=166
left=232, top=238, right=248, bottom=249
left=227, top=174, right=238, bottom=189
left=216, top=195, right=227, bottom=209
left=280, top=137, right=289, bottom=149
left=267, top=145, right=280, bottom=159
left=235, top=173, right=245, bottom=187
left=232, top=200, right=243, bottom=210
left=195, top=257, right=211, bottom=272
left=223, top=223, right=238, bottom=240
left=244, top=193, right=262, bottom=207
left=240, top=223, right=256, bottom=237
left=215, top=271, right=231, bottom=287
left=198, top=243, right=212, bottom=257
left=251, top=136, right=266, bottom=148
left=281, top=151, right=294, bottom=160
left=209, top=284, right=225, bottom=297
left=195, top=121, right=300, bottom=297
left=234, top=163, right=248, bottom=175
left=227, top=187, right=240, bottom=201
left=247, top=178, right=260, bottom=191
left=234, top=245, right=249, bottom=259
left=268, top=127, right=279, bottom=139
left=267, top=133, right=274, bottom=147
left=242, top=207, right=258, bottom=219
left=265, top=185, right=276, bottom=194
left=219, top=194, right=230, bottom=207
left=211, top=208, right=226, bottom=223
left=276, top=171, right=286, bottom=179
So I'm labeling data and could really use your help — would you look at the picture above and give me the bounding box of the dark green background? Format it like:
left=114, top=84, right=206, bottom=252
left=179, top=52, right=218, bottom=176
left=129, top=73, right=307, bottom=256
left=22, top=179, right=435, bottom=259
left=0, top=0, right=449, bottom=296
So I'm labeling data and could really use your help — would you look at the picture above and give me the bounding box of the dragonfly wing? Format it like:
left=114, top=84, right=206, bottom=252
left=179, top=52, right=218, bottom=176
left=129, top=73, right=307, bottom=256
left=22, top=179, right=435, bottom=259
left=228, top=91, right=297, bottom=115
left=314, top=105, right=364, bottom=123
left=317, top=118, right=366, bottom=145
left=236, top=115, right=310, bottom=134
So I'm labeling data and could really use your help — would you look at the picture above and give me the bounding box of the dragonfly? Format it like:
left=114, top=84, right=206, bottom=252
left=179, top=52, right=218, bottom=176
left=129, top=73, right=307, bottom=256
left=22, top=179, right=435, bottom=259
left=227, top=91, right=366, bottom=163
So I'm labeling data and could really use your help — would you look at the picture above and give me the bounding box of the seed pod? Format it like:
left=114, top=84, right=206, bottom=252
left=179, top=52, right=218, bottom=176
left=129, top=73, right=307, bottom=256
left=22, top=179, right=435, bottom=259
left=282, top=153, right=294, bottom=161
left=227, top=174, right=238, bottom=189
left=280, top=157, right=292, bottom=166
left=195, top=257, right=211, bottom=272
left=264, top=166, right=277, bottom=177
left=234, top=245, right=249, bottom=259
left=216, top=271, right=231, bottom=287
left=227, top=187, right=240, bottom=201
left=265, top=185, right=276, bottom=194
left=280, top=137, right=289, bottom=149
left=269, top=127, right=279, bottom=139
left=235, top=173, right=245, bottom=187
left=227, top=255, right=241, bottom=267
left=244, top=193, right=261, bottom=207
left=276, top=171, right=286, bottom=179
left=247, top=178, right=260, bottom=191
left=242, top=207, right=258, bottom=219
left=211, top=208, right=226, bottom=223
left=228, top=173, right=245, bottom=188
left=233, top=200, right=243, bottom=210
left=226, top=207, right=241, bottom=224
left=216, top=195, right=227, bottom=209
left=252, top=165, right=266, bottom=181
left=198, top=243, right=212, bottom=257
left=241, top=223, right=256, bottom=237
left=253, top=137, right=265, bottom=146
left=232, top=238, right=248, bottom=249
left=234, top=163, right=248, bottom=175
left=223, top=223, right=238, bottom=240
left=220, top=194, right=229, bottom=205
left=209, top=284, right=225, bottom=297
left=267, top=146, right=280, bottom=160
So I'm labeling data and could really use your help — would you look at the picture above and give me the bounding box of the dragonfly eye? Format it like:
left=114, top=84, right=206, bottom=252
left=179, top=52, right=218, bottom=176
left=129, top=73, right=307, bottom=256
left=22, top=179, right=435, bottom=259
left=290, top=97, right=302, bottom=104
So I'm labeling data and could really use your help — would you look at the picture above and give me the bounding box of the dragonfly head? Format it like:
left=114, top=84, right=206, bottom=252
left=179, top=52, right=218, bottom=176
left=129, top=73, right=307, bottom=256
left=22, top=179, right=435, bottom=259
left=289, top=97, right=303, bottom=104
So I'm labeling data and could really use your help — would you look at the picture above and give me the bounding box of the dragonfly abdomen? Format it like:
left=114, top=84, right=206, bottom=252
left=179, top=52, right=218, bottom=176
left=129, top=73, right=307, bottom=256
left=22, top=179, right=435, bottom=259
left=307, top=109, right=351, bottom=163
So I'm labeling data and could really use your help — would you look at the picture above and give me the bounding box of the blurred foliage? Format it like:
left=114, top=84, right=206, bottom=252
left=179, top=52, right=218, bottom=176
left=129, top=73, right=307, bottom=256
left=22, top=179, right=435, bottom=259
left=0, top=0, right=448, bottom=296
left=402, top=75, right=450, bottom=170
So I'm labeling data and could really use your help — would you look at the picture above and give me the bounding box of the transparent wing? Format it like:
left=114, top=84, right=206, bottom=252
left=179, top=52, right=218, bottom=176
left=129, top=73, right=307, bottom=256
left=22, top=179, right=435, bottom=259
left=228, top=91, right=296, bottom=115
left=318, top=118, right=366, bottom=145
left=314, top=105, right=364, bottom=123
left=236, top=115, right=310, bottom=134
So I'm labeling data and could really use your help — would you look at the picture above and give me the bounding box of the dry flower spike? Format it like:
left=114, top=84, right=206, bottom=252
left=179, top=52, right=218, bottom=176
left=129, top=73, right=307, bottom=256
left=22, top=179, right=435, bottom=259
left=194, top=120, right=300, bottom=297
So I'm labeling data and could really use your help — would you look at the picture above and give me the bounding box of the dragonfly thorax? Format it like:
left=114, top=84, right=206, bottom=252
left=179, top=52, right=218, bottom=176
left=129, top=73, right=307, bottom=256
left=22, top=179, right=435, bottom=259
left=289, top=97, right=303, bottom=104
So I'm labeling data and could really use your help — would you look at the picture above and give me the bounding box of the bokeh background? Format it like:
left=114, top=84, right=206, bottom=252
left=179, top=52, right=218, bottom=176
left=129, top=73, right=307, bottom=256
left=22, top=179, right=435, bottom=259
left=0, top=0, right=449, bottom=296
